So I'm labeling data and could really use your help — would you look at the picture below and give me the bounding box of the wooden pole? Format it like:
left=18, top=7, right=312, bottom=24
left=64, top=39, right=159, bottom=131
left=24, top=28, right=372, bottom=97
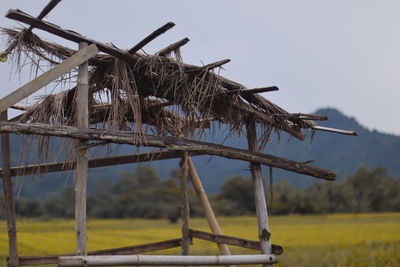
left=179, top=153, right=190, bottom=259
left=1, top=150, right=204, bottom=177
left=187, top=158, right=234, bottom=266
left=0, top=110, right=19, bottom=267
left=58, top=254, right=278, bottom=266
left=246, top=119, right=273, bottom=267
left=0, top=44, right=98, bottom=113
left=75, top=42, right=89, bottom=256
left=0, top=121, right=337, bottom=180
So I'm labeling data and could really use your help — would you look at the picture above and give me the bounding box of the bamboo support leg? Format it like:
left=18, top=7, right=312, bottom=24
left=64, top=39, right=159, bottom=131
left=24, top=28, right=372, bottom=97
left=246, top=120, right=273, bottom=267
left=179, top=153, right=190, bottom=259
left=187, top=158, right=235, bottom=267
left=75, top=41, right=89, bottom=256
left=0, top=111, right=19, bottom=267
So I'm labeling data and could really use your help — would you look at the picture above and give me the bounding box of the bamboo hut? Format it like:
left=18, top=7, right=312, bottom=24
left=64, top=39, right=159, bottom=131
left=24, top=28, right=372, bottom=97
left=0, top=1, right=356, bottom=266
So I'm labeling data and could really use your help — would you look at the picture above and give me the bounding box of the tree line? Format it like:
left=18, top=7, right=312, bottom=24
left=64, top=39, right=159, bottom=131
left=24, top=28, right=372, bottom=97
left=0, top=165, right=399, bottom=220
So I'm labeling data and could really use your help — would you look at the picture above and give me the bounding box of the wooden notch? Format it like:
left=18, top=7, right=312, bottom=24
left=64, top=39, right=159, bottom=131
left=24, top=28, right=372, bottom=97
left=128, top=22, right=175, bottom=54
left=156, top=37, right=190, bottom=56
left=0, top=43, right=98, bottom=113
left=14, top=238, right=184, bottom=266
left=0, top=121, right=337, bottom=180
left=27, top=0, right=62, bottom=33
left=58, top=254, right=278, bottom=266
left=189, top=229, right=283, bottom=255
left=1, top=150, right=203, bottom=177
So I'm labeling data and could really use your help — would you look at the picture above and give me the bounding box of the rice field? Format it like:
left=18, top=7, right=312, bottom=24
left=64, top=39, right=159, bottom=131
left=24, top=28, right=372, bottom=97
left=0, top=213, right=399, bottom=266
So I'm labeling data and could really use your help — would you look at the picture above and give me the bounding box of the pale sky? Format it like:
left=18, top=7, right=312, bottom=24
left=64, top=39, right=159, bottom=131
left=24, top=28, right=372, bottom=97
left=1, top=0, right=399, bottom=134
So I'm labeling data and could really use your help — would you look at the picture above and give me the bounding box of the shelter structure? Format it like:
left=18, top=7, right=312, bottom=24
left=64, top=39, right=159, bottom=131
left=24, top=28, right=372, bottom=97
left=0, top=1, right=356, bottom=266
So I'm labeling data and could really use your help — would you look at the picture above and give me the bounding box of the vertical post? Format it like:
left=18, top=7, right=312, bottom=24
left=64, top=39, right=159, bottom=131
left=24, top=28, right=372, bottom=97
left=0, top=110, right=19, bottom=267
left=179, top=152, right=190, bottom=260
left=187, top=158, right=235, bottom=267
left=75, top=42, right=89, bottom=256
left=245, top=119, right=273, bottom=267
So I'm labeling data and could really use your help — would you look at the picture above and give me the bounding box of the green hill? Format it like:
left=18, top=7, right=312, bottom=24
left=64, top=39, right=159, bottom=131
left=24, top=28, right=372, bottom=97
left=1, top=107, right=399, bottom=198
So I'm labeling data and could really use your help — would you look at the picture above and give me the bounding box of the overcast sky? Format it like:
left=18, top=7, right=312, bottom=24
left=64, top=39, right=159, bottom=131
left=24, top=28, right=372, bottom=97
left=1, top=0, right=399, bottom=135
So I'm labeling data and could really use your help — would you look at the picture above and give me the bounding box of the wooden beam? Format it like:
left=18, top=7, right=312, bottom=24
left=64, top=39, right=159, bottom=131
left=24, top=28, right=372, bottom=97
left=58, top=255, right=278, bottom=266
left=0, top=111, right=19, bottom=267
left=128, top=22, right=175, bottom=54
left=187, top=158, right=234, bottom=264
left=15, top=238, right=184, bottom=266
left=0, top=43, right=98, bottom=113
left=1, top=150, right=204, bottom=177
left=202, top=59, right=231, bottom=70
left=5, top=9, right=141, bottom=63
left=0, top=121, right=337, bottom=180
left=246, top=119, right=272, bottom=267
left=189, top=229, right=283, bottom=255
left=222, top=86, right=279, bottom=96
left=27, top=0, right=62, bottom=33
left=179, top=153, right=190, bottom=258
left=156, top=38, right=190, bottom=56
left=75, top=41, right=89, bottom=256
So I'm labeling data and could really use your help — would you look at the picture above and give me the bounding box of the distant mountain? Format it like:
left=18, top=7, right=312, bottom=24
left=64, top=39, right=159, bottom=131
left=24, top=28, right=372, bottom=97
left=1, top=107, right=399, bottom=199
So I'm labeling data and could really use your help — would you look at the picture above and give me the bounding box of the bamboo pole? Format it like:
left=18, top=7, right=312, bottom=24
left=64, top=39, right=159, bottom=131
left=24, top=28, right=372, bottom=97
left=58, top=255, right=278, bottom=266
left=74, top=42, right=89, bottom=256
left=187, top=158, right=234, bottom=266
left=0, top=111, right=19, bottom=267
left=179, top=153, right=190, bottom=259
left=246, top=119, right=273, bottom=267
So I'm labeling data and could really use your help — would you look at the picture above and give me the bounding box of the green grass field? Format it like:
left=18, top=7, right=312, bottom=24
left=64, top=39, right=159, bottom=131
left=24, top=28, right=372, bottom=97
left=1, top=213, right=399, bottom=266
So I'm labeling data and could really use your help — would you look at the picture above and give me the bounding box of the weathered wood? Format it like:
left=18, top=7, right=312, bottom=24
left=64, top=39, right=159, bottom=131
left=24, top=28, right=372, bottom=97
left=189, top=229, right=283, bottom=255
left=222, top=86, right=279, bottom=96
left=291, top=113, right=328, bottom=121
left=246, top=119, right=272, bottom=267
left=156, top=38, right=190, bottom=56
left=1, top=150, right=204, bottom=177
left=202, top=59, right=231, bottom=70
left=0, top=111, right=19, bottom=267
left=15, top=238, right=185, bottom=265
left=188, top=158, right=233, bottom=262
left=58, top=255, right=278, bottom=266
left=312, top=125, right=357, bottom=136
left=5, top=9, right=305, bottom=140
left=0, top=44, right=98, bottom=113
left=0, top=122, right=337, bottom=180
left=128, top=22, right=175, bottom=54
left=179, top=153, right=190, bottom=257
left=74, top=42, right=89, bottom=256
left=27, top=0, right=62, bottom=33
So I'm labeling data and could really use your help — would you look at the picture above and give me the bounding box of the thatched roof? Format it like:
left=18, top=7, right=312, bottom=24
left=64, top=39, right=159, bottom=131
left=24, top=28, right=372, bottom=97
left=1, top=25, right=318, bottom=145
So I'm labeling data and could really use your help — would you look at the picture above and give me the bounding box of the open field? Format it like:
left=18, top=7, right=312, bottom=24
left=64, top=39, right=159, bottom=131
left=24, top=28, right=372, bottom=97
left=1, top=213, right=399, bottom=266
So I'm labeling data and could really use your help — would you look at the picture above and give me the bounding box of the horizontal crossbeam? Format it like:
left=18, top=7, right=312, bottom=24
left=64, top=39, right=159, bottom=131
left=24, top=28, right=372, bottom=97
left=189, top=229, right=283, bottom=255
left=0, top=122, right=336, bottom=180
left=58, top=254, right=278, bottom=266
left=0, top=150, right=203, bottom=177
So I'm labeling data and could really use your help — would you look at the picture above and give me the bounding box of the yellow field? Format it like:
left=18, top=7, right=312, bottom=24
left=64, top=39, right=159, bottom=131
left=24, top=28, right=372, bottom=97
left=1, top=213, right=399, bottom=266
